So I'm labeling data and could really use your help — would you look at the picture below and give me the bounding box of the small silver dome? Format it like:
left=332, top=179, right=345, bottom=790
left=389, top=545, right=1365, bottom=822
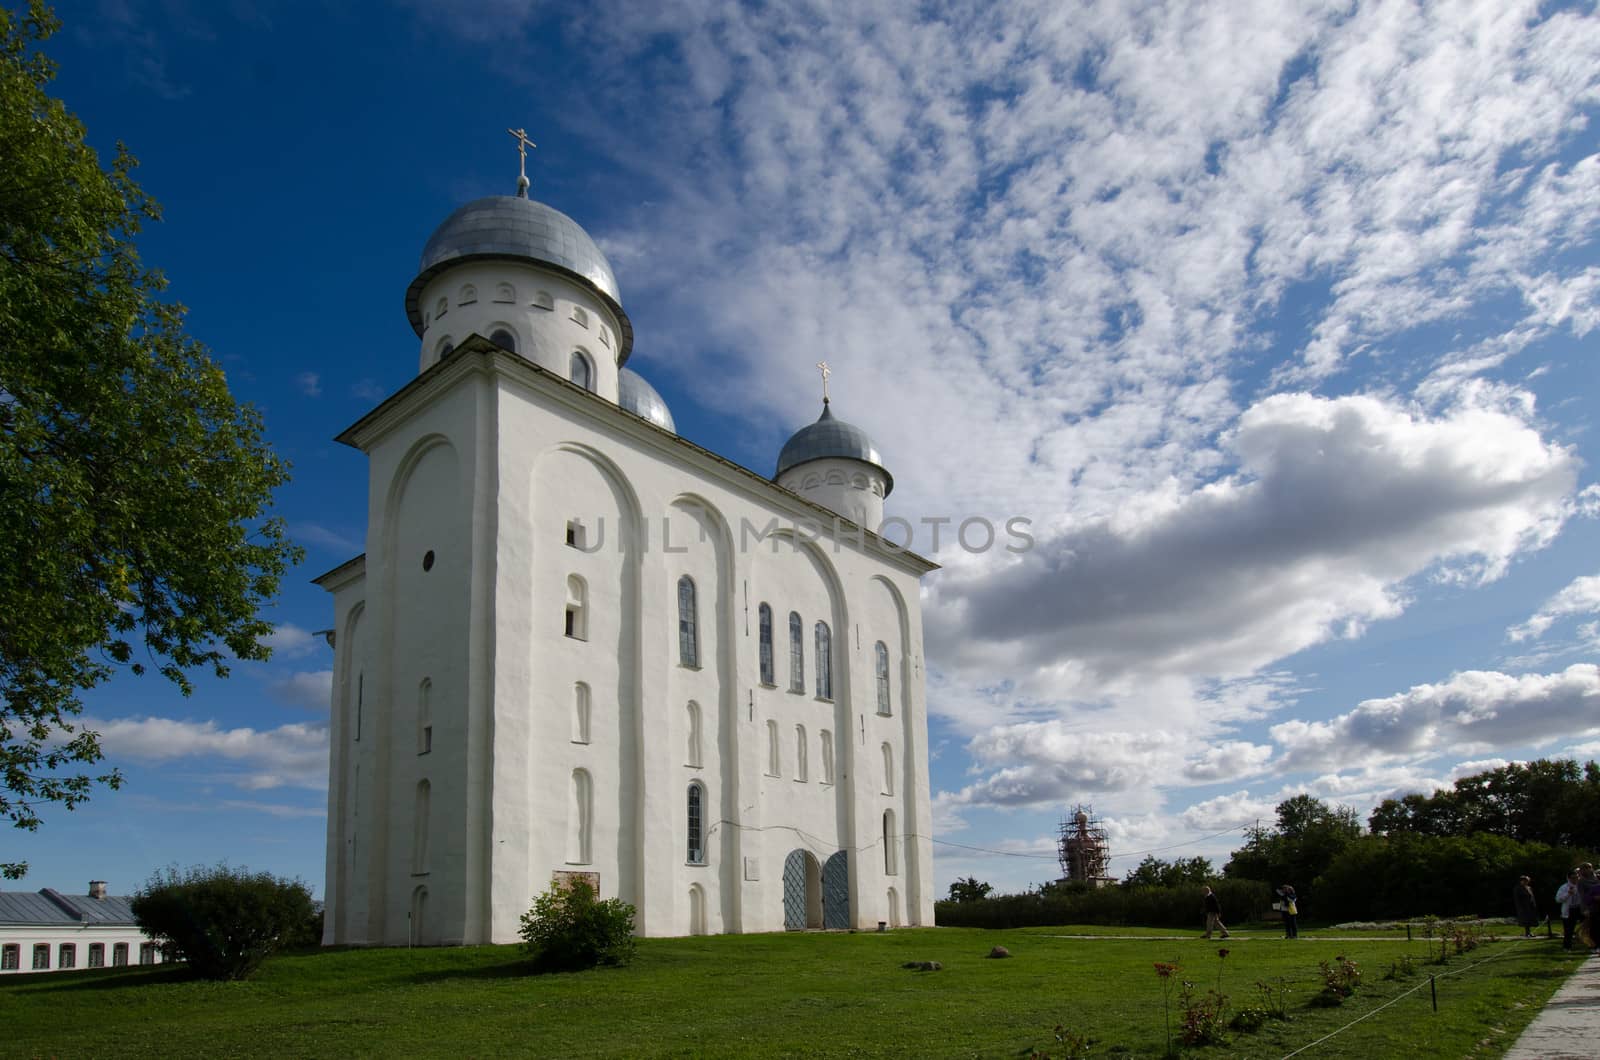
left=618, top=368, right=676, bottom=434
left=774, top=403, right=893, bottom=495
left=404, top=194, right=633, bottom=362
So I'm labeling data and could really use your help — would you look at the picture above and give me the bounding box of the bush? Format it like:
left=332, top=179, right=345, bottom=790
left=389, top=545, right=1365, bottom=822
left=934, top=878, right=1272, bottom=930
left=131, top=863, right=319, bottom=980
left=518, top=879, right=637, bottom=971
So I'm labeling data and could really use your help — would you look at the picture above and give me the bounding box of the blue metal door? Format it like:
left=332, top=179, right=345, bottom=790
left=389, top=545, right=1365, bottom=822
left=822, top=851, right=850, bottom=929
left=783, top=850, right=808, bottom=930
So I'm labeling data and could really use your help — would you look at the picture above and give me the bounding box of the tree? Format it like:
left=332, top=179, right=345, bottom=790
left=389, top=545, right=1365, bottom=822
left=1223, top=795, right=1361, bottom=906
left=947, top=876, right=994, bottom=903
left=1368, top=759, right=1600, bottom=848
left=0, top=2, right=299, bottom=877
left=1122, top=855, right=1214, bottom=889
left=131, top=863, right=320, bottom=980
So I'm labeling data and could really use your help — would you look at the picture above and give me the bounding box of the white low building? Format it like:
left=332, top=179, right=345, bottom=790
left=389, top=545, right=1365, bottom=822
left=315, top=167, right=939, bottom=946
left=0, top=882, right=165, bottom=973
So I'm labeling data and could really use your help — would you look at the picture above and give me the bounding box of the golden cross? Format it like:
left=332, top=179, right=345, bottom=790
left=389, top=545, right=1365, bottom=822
left=816, top=361, right=832, bottom=404
left=507, top=127, right=537, bottom=183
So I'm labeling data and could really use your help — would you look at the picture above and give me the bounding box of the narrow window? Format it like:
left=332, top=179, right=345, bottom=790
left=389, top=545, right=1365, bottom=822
left=815, top=621, right=833, bottom=699
left=355, top=673, right=363, bottom=742
left=881, top=742, right=894, bottom=795
left=569, top=769, right=593, bottom=864
left=788, top=612, right=804, bottom=692
left=883, top=810, right=898, bottom=876
left=565, top=520, right=585, bottom=549
left=138, top=943, right=155, bottom=965
left=875, top=641, right=891, bottom=716
left=493, top=282, right=515, bottom=303
left=113, top=942, right=128, bottom=967
left=458, top=283, right=477, bottom=305
left=795, top=724, right=808, bottom=782
left=1, top=944, right=18, bottom=971
left=435, top=338, right=454, bottom=360
left=412, top=779, right=431, bottom=873
left=33, top=944, right=49, bottom=970
left=758, top=603, right=774, bottom=685
left=417, top=678, right=432, bottom=755
left=572, top=305, right=589, bottom=328
left=677, top=575, right=698, bottom=667
left=821, top=730, right=835, bottom=785
left=565, top=575, right=587, bottom=640
left=766, top=719, right=780, bottom=777
left=532, top=289, right=554, bottom=310
left=58, top=943, right=75, bottom=969
left=88, top=943, right=104, bottom=968
left=599, top=326, right=611, bottom=348
left=572, top=682, right=591, bottom=744
left=686, top=701, right=703, bottom=767
left=489, top=328, right=517, bottom=353
left=687, top=782, right=705, bottom=864
left=570, top=350, right=593, bottom=391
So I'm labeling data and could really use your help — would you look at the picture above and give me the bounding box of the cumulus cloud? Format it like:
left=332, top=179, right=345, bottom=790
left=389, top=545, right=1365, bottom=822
left=295, top=371, right=321, bottom=398
left=1271, top=665, right=1600, bottom=773
left=90, top=715, right=328, bottom=791
left=1507, top=573, right=1600, bottom=642
left=267, top=670, right=333, bottom=711
left=258, top=623, right=326, bottom=660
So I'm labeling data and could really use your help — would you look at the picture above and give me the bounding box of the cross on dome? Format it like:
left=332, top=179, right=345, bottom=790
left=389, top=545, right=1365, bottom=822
left=816, top=360, right=832, bottom=405
left=507, top=126, right=537, bottom=197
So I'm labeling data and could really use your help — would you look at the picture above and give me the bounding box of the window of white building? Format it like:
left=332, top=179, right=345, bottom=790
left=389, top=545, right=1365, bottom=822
left=875, top=641, right=891, bottom=716
left=565, top=575, right=587, bottom=640
left=758, top=603, right=774, bottom=685
left=677, top=576, right=698, bottom=667
left=814, top=621, right=833, bottom=700
left=417, top=678, right=432, bottom=755
left=788, top=611, right=804, bottom=693
left=687, top=782, right=705, bottom=864
left=570, top=350, right=593, bottom=391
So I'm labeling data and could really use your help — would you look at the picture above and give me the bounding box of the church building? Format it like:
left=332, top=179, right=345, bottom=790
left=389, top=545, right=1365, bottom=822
left=315, top=148, right=937, bottom=945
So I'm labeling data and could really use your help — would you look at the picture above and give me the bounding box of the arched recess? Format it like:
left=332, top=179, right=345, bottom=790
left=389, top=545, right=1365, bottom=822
left=410, top=886, right=429, bottom=947
left=668, top=492, right=739, bottom=931
left=870, top=574, right=921, bottom=918
left=530, top=442, right=643, bottom=916
left=688, top=883, right=707, bottom=936
left=332, top=599, right=365, bottom=942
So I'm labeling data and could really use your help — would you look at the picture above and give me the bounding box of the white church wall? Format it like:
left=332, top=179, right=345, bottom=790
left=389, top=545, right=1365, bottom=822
left=322, top=581, right=366, bottom=946
left=777, top=456, right=888, bottom=529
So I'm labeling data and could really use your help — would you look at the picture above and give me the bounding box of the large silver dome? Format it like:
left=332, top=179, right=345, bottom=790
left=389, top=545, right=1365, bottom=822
left=618, top=368, right=675, bottom=434
left=774, top=403, right=892, bottom=495
left=404, top=194, right=633, bottom=362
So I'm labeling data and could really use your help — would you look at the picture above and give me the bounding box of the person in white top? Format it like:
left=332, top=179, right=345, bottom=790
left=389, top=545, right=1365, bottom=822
left=1555, top=869, right=1582, bottom=951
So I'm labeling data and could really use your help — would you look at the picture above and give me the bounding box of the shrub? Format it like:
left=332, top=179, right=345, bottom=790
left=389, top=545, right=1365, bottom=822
left=131, top=863, right=319, bottom=980
left=519, top=879, right=637, bottom=971
left=1312, top=955, right=1361, bottom=1006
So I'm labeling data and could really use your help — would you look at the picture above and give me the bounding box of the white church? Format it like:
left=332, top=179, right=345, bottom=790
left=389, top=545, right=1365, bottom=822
left=315, top=147, right=937, bottom=945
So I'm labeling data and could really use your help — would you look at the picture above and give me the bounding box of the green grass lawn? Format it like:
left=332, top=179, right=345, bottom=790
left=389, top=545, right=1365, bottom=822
left=1, top=923, right=1585, bottom=1058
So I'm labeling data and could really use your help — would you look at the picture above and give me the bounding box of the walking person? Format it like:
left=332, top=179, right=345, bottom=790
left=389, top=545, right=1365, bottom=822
left=1202, top=885, right=1230, bottom=939
left=1278, top=884, right=1298, bottom=939
left=1513, top=875, right=1539, bottom=938
left=1556, top=870, right=1582, bottom=950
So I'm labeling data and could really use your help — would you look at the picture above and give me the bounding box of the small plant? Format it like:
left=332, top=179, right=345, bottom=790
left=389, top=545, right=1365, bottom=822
left=1384, top=954, right=1417, bottom=980
left=1254, top=977, right=1292, bottom=1021
left=1215, top=947, right=1230, bottom=991
left=1230, top=1003, right=1269, bottom=1033
left=1178, top=982, right=1230, bottom=1046
left=1154, top=961, right=1181, bottom=1057
left=518, top=878, right=637, bottom=971
left=1312, top=955, right=1361, bottom=1006
left=1030, top=1024, right=1093, bottom=1059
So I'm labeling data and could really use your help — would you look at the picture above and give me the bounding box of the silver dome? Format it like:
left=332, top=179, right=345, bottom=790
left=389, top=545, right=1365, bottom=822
left=618, top=368, right=676, bottom=434
left=404, top=194, right=633, bottom=362
left=774, top=403, right=893, bottom=495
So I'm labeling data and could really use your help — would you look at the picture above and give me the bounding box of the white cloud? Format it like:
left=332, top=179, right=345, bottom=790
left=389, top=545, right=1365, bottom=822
left=1508, top=573, right=1600, bottom=642
left=90, top=715, right=328, bottom=791
left=1271, top=665, right=1600, bottom=773
left=289, top=522, right=363, bottom=556
left=258, top=622, right=325, bottom=660
left=267, top=670, right=333, bottom=711
left=295, top=371, right=321, bottom=398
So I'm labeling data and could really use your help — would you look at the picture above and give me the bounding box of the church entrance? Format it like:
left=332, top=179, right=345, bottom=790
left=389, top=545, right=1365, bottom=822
left=782, top=849, right=822, bottom=929
left=822, top=851, right=850, bottom=929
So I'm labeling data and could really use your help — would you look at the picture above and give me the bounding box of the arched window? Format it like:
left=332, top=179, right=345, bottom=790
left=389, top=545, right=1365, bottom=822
left=458, top=283, right=477, bottom=305
left=532, top=289, right=554, bottom=310
left=493, top=282, right=515, bottom=303
left=814, top=621, right=833, bottom=699
left=570, top=350, right=594, bottom=391
left=788, top=612, right=804, bottom=692
left=766, top=720, right=780, bottom=777
left=795, top=724, right=808, bottom=782
left=435, top=338, right=454, bottom=360
left=572, top=682, right=591, bottom=744
left=881, top=742, right=894, bottom=795
left=883, top=809, right=898, bottom=876
left=875, top=641, right=891, bottom=716
left=820, top=730, right=835, bottom=785
left=565, top=575, right=587, bottom=640
left=571, top=305, right=589, bottom=328
left=489, top=327, right=517, bottom=353
left=435, top=296, right=448, bottom=319
left=677, top=575, right=698, bottom=667
left=417, top=678, right=432, bottom=754
left=687, top=782, right=705, bottom=864
left=412, top=779, right=431, bottom=873
left=569, top=769, right=593, bottom=864
left=758, top=603, right=774, bottom=685
left=686, top=701, right=702, bottom=767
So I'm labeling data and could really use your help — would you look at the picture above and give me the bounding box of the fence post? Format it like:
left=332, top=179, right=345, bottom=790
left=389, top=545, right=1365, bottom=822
left=1430, top=975, right=1437, bottom=1013
left=1406, top=922, right=1412, bottom=942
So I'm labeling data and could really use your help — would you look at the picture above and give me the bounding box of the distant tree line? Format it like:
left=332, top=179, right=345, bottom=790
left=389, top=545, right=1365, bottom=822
left=936, top=759, right=1600, bottom=929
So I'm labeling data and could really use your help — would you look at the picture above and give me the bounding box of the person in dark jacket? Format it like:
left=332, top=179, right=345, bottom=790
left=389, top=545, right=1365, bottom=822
left=1513, top=875, right=1539, bottom=937
left=1202, top=886, right=1230, bottom=939
left=1277, top=884, right=1298, bottom=938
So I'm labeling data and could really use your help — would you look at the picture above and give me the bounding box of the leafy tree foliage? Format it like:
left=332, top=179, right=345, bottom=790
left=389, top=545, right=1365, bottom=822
left=0, top=2, right=299, bottom=876
left=131, top=864, right=320, bottom=980
left=1368, top=759, right=1600, bottom=849
left=947, top=876, right=994, bottom=903
left=1223, top=795, right=1361, bottom=906
left=519, top=879, right=637, bottom=972
left=1122, top=855, right=1213, bottom=889
left=936, top=878, right=1272, bottom=929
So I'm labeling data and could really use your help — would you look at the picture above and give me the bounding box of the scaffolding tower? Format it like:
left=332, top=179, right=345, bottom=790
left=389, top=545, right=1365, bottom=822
left=1058, top=805, right=1112, bottom=884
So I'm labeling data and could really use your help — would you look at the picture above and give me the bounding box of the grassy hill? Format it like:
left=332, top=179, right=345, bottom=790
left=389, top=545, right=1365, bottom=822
left=2, top=924, right=1582, bottom=1057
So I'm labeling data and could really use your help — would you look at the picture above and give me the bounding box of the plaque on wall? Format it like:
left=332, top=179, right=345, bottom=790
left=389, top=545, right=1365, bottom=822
left=552, top=870, right=601, bottom=893
left=744, top=856, right=760, bottom=881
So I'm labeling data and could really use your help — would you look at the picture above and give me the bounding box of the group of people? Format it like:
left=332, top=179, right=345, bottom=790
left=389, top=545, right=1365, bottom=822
left=1549, top=864, right=1600, bottom=952
left=1200, top=883, right=1298, bottom=939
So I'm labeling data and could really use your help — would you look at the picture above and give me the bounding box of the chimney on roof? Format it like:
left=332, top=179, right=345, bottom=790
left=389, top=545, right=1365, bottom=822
left=88, top=880, right=107, bottom=900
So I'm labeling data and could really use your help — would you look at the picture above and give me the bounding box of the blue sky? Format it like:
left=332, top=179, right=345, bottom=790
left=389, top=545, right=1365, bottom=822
left=12, top=0, right=1600, bottom=899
